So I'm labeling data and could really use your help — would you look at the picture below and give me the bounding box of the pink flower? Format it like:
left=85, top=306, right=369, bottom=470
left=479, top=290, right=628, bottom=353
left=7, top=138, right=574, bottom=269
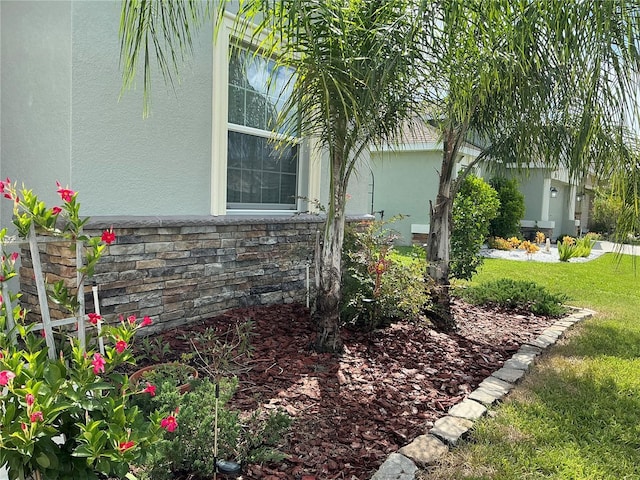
left=0, top=294, right=3, bottom=306
left=87, top=312, right=102, bottom=325
left=26, top=393, right=35, bottom=407
left=91, top=353, right=105, bottom=374
left=51, top=206, right=62, bottom=215
left=119, top=440, right=135, bottom=452
left=30, top=411, right=43, bottom=423
left=115, top=340, right=127, bottom=354
left=20, top=422, right=28, bottom=432
left=141, top=316, right=153, bottom=327
left=0, top=370, right=16, bottom=386
left=101, top=228, right=116, bottom=245
left=160, top=415, right=178, bottom=432
left=127, top=315, right=137, bottom=324
left=56, top=181, right=75, bottom=203
left=143, top=383, right=156, bottom=396
left=10, top=252, right=19, bottom=262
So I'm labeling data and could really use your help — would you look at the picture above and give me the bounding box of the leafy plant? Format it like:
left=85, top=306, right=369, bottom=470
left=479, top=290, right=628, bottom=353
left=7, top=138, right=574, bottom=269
left=0, top=317, right=168, bottom=480
left=189, top=320, right=255, bottom=379
left=450, top=175, right=500, bottom=280
left=558, top=235, right=595, bottom=261
left=488, top=177, right=526, bottom=239
left=341, top=219, right=431, bottom=330
left=487, top=236, right=513, bottom=250
left=138, top=335, right=172, bottom=364
left=133, top=363, right=198, bottom=390
left=457, top=278, right=569, bottom=317
left=136, top=377, right=290, bottom=480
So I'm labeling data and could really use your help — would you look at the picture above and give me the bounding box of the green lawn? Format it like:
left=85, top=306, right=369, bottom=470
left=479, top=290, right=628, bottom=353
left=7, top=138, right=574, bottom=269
left=421, top=253, right=640, bottom=480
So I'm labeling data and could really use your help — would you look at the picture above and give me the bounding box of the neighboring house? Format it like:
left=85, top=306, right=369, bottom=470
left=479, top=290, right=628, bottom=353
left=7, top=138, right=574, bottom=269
left=367, top=123, right=482, bottom=246
left=362, top=123, right=589, bottom=245
left=507, top=167, right=594, bottom=241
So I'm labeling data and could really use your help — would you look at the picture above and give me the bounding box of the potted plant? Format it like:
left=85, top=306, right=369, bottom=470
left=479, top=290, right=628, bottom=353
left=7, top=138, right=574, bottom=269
left=130, top=362, right=198, bottom=394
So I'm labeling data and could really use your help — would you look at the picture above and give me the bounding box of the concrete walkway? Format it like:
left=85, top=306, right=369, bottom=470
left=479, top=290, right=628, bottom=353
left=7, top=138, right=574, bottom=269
left=370, top=308, right=595, bottom=480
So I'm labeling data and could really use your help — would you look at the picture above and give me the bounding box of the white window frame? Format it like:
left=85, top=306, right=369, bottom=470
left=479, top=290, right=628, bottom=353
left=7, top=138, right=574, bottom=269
left=210, top=14, right=321, bottom=216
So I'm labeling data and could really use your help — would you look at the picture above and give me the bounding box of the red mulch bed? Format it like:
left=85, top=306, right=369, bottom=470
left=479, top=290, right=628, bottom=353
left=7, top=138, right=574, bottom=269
left=146, top=300, right=556, bottom=480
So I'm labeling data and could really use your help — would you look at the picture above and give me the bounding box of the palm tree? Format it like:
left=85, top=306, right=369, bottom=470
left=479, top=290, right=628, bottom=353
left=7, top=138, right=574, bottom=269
left=419, top=0, right=640, bottom=331
left=120, top=0, right=427, bottom=352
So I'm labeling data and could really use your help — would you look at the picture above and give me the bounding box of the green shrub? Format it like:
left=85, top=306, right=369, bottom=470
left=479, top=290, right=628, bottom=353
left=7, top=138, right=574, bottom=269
left=589, top=190, right=623, bottom=235
left=488, top=177, right=526, bottom=239
left=342, top=219, right=431, bottom=330
left=458, top=278, right=569, bottom=317
left=451, top=175, right=500, bottom=280
left=136, top=377, right=290, bottom=479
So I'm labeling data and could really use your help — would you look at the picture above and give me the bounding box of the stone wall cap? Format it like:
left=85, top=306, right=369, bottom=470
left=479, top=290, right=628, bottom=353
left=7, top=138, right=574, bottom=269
left=84, top=213, right=373, bottom=229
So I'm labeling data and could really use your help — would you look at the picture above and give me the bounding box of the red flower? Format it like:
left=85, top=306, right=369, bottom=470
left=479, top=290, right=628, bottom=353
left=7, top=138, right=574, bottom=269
left=56, top=181, right=75, bottom=203
left=115, top=340, right=127, bottom=354
left=141, top=316, right=153, bottom=327
left=127, top=315, right=137, bottom=324
left=143, top=383, right=156, bottom=396
left=26, top=393, right=35, bottom=407
left=0, top=370, right=16, bottom=386
left=119, top=440, right=135, bottom=452
left=101, top=228, right=116, bottom=245
left=88, top=312, right=102, bottom=325
left=160, top=415, right=178, bottom=432
left=0, top=294, right=3, bottom=306
left=51, top=206, right=62, bottom=215
left=30, top=411, right=44, bottom=423
left=91, top=353, right=106, bottom=374
left=20, top=422, right=28, bottom=432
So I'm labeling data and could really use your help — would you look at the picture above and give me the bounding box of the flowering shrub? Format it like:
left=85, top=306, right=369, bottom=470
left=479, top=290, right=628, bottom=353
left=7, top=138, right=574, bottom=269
left=535, top=231, right=546, bottom=244
left=0, top=318, right=168, bottom=480
left=0, top=181, right=176, bottom=479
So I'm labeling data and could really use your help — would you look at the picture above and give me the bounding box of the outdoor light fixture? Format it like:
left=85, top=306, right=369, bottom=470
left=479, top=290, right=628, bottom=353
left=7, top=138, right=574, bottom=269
left=550, top=186, right=558, bottom=198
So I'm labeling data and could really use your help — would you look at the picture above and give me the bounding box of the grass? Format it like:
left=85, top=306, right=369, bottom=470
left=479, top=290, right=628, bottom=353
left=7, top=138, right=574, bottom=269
left=421, top=253, right=640, bottom=480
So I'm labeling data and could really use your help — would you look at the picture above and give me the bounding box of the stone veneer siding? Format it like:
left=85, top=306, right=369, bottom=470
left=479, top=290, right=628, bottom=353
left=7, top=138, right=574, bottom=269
left=19, top=215, right=368, bottom=332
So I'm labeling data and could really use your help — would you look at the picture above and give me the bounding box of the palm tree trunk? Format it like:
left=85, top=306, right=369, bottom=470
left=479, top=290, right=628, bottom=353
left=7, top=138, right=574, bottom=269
left=314, top=150, right=347, bottom=353
left=426, top=128, right=460, bottom=332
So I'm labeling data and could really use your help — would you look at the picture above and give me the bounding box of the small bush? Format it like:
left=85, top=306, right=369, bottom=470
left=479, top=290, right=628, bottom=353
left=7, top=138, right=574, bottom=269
left=488, top=177, right=526, bottom=239
left=136, top=377, right=290, bottom=479
left=458, top=278, right=569, bottom=317
left=558, top=236, right=595, bottom=261
left=451, top=175, right=500, bottom=280
left=342, top=219, right=431, bottom=330
left=487, top=236, right=513, bottom=250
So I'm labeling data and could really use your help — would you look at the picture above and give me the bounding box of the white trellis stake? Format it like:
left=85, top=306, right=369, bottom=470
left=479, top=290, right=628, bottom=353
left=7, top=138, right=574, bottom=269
left=76, top=237, right=86, bottom=350
left=2, top=282, right=17, bottom=345
left=28, top=222, right=56, bottom=360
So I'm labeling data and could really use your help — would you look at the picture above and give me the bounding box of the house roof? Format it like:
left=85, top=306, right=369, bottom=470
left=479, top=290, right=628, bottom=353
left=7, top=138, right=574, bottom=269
left=373, top=121, right=483, bottom=159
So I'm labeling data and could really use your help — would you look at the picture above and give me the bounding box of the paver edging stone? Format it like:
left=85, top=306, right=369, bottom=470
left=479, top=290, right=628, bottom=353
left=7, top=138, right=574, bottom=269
left=368, top=308, right=594, bottom=479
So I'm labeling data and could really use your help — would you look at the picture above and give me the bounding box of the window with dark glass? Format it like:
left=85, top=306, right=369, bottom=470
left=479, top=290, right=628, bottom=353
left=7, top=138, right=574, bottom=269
left=227, top=46, right=298, bottom=209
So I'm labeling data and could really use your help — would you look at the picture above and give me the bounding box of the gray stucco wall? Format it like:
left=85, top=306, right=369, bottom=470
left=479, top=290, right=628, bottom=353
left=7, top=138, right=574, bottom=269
left=1, top=1, right=73, bottom=229
left=515, top=170, right=546, bottom=221
left=370, top=149, right=441, bottom=245
left=1, top=0, right=214, bottom=229
left=70, top=2, right=213, bottom=216
left=1, top=0, right=370, bottom=237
